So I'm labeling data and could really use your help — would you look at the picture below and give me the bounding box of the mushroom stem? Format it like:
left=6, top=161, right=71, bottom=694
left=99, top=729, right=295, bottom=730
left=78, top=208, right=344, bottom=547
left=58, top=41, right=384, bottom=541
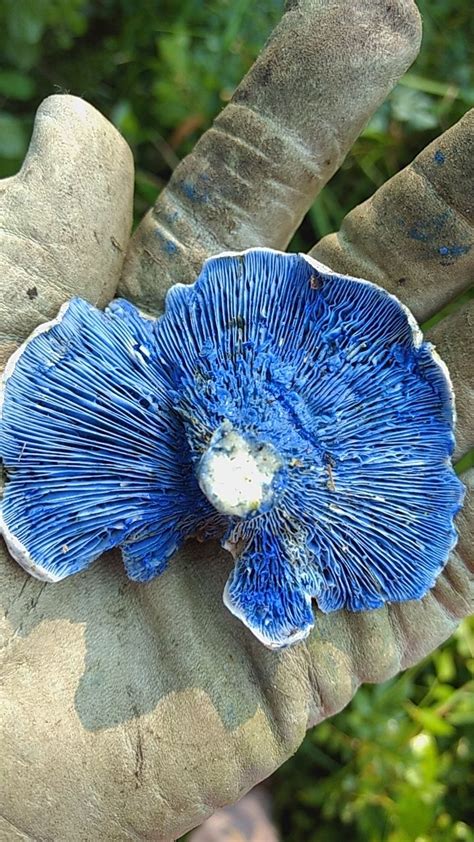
left=196, top=423, right=282, bottom=518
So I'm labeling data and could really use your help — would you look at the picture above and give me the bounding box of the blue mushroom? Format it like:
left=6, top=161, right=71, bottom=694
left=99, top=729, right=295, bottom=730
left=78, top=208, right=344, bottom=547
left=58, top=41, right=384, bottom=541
left=0, top=249, right=464, bottom=648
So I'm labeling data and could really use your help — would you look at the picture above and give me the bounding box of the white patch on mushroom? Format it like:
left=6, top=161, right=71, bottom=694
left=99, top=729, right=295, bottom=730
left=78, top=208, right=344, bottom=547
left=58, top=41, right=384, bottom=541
left=197, top=423, right=282, bottom=518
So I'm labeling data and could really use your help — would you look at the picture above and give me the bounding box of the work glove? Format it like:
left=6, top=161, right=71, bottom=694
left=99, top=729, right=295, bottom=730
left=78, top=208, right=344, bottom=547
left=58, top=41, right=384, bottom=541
left=1, top=2, right=472, bottom=839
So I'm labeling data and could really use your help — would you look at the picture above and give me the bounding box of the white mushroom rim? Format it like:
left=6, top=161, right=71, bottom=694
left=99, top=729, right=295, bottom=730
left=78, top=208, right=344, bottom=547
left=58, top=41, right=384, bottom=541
left=222, top=576, right=313, bottom=649
left=0, top=301, right=73, bottom=581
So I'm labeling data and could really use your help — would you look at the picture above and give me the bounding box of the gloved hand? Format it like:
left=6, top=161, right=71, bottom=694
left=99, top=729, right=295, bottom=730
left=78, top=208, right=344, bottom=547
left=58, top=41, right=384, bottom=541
left=1, top=2, right=472, bottom=840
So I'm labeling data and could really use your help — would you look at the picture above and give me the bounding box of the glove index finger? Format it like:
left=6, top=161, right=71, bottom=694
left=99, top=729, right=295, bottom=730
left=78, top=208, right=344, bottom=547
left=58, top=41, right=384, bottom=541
left=120, top=0, right=422, bottom=312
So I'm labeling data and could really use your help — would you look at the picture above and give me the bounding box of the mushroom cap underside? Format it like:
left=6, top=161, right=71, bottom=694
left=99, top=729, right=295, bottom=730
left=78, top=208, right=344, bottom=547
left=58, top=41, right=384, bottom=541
left=0, top=249, right=464, bottom=647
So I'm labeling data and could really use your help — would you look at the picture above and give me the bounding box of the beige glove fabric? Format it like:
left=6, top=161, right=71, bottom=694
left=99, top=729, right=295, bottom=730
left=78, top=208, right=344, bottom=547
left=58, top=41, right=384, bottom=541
left=1, top=3, right=473, bottom=841
left=0, top=95, right=134, bottom=368
left=119, top=0, right=422, bottom=312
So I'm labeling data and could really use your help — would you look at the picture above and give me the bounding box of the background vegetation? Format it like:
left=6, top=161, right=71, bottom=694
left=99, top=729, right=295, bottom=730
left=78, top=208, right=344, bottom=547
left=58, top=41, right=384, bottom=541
left=0, top=1, right=472, bottom=839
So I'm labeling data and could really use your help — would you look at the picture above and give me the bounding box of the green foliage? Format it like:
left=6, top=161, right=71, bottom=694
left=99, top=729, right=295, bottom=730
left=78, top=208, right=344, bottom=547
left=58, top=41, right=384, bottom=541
left=0, top=0, right=281, bottom=201
left=0, top=3, right=472, bottom=838
left=0, top=0, right=472, bottom=222
left=272, top=619, right=474, bottom=842
left=0, top=0, right=88, bottom=69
